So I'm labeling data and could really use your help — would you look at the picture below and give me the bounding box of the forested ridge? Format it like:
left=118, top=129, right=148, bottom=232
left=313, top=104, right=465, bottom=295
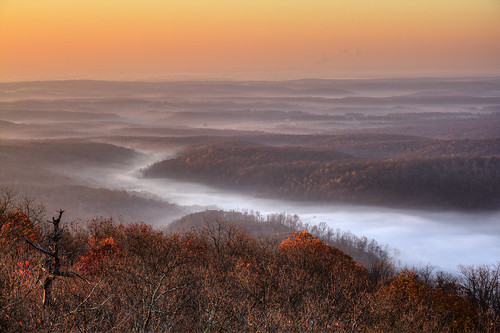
left=143, top=138, right=500, bottom=210
left=1, top=196, right=499, bottom=332
left=0, top=140, right=138, bottom=168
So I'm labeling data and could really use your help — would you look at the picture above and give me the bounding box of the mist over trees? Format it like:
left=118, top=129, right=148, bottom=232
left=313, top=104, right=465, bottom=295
left=1, top=78, right=499, bottom=331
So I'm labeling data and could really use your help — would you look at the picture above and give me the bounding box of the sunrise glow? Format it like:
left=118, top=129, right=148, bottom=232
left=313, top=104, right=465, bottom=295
left=1, top=0, right=499, bottom=81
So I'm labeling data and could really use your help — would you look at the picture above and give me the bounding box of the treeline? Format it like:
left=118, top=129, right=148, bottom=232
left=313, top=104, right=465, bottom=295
left=237, top=134, right=500, bottom=158
left=0, top=139, right=138, bottom=168
left=0, top=110, right=120, bottom=123
left=100, top=134, right=500, bottom=159
left=167, top=210, right=391, bottom=271
left=143, top=143, right=500, bottom=209
left=1, top=203, right=499, bottom=332
left=301, top=136, right=500, bottom=158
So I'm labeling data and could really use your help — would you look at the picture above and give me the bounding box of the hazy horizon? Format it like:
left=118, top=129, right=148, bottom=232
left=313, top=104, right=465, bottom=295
left=3, top=74, right=500, bottom=84
left=1, top=1, right=499, bottom=82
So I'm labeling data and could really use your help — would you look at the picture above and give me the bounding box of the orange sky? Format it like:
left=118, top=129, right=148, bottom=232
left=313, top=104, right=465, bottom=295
left=1, top=0, right=499, bottom=81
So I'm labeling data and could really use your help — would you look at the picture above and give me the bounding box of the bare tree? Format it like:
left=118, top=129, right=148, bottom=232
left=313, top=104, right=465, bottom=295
left=17, top=194, right=46, bottom=225
left=459, top=263, right=499, bottom=312
left=0, top=187, right=17, bottom=210
left=25, top=209, right=87, bottom=306
left=0, top=187, right=46, bottom=226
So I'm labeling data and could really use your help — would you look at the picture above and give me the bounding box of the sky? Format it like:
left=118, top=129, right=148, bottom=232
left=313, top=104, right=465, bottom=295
left=1, top=0, right=499, bottom=81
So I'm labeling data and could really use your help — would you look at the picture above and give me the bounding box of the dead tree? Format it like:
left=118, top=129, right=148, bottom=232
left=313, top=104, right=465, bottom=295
left=25, top=209, right=87, bottom=306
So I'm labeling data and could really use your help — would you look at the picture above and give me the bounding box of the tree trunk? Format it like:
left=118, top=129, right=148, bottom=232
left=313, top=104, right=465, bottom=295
left=43, top=274, right=55, bottom=307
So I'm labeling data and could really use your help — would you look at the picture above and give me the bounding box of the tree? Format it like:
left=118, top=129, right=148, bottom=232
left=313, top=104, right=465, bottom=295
left=371, top=269, right=476, bottom=332
left=25, top=210, right=87, bottom=306
left=1, top=207, right=37, bottom=250
left=459, top=263, right=500, bottom=331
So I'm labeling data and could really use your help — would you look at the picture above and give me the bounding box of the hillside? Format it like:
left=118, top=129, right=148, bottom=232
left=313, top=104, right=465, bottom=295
left=2, top=204, right=497, bottom=332
left=143, top=140, right=500, bottom=210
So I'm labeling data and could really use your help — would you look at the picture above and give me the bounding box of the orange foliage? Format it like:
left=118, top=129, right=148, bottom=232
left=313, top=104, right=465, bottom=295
left=279, top=230, right=327, bottom=252
left=279, top=230, right=363, bottom=269
left=278, top=230, right=334, bottom=267
left=373, top=269, right=477, bottom=332
left=77, top=236, right=122, bottom=275
left=278, top=230, right=370, bottom=296
left=0, top=205, right=37, bottom=247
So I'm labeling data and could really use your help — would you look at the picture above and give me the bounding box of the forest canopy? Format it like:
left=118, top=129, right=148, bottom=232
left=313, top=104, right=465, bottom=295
left=1, top=202, right=499, bottom=332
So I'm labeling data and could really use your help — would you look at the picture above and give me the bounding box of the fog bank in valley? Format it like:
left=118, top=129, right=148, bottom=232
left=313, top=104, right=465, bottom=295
left=85, top=150, right=500, bottom=273
left=1, top=78, right=499, bottom=273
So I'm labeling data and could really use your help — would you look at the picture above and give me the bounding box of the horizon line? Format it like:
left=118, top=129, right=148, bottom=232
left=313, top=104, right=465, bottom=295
left=2, top=74, right=500, bottom=84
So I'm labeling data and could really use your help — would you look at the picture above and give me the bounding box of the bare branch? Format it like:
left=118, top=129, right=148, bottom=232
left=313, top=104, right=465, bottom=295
left=70, top=277, right=105, bottom=315
left=49, top=209, right=64, bottom=225
left=59, top=270, right=91, bottom=284
left=24, top=236, right=54, bottom=257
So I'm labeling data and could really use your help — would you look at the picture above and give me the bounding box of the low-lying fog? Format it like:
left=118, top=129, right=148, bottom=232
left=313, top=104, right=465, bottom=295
left=2, top=78, right=499, bottom=274
left=76, top=150, right=500, bottom=273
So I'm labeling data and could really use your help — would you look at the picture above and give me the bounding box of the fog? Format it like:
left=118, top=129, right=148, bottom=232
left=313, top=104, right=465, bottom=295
left=1, top=78, right=499, bottom=274
left=71, top=149, right=500, bottom=273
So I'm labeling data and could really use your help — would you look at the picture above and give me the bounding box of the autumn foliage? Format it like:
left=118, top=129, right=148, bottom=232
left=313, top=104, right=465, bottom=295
left=77, top=236, right=122, bottom=275
left=372, top=270, right=477, bottom=332
left=1, top=208, right=499, bottom=332
left=0, top=205, right=37, bottom=248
